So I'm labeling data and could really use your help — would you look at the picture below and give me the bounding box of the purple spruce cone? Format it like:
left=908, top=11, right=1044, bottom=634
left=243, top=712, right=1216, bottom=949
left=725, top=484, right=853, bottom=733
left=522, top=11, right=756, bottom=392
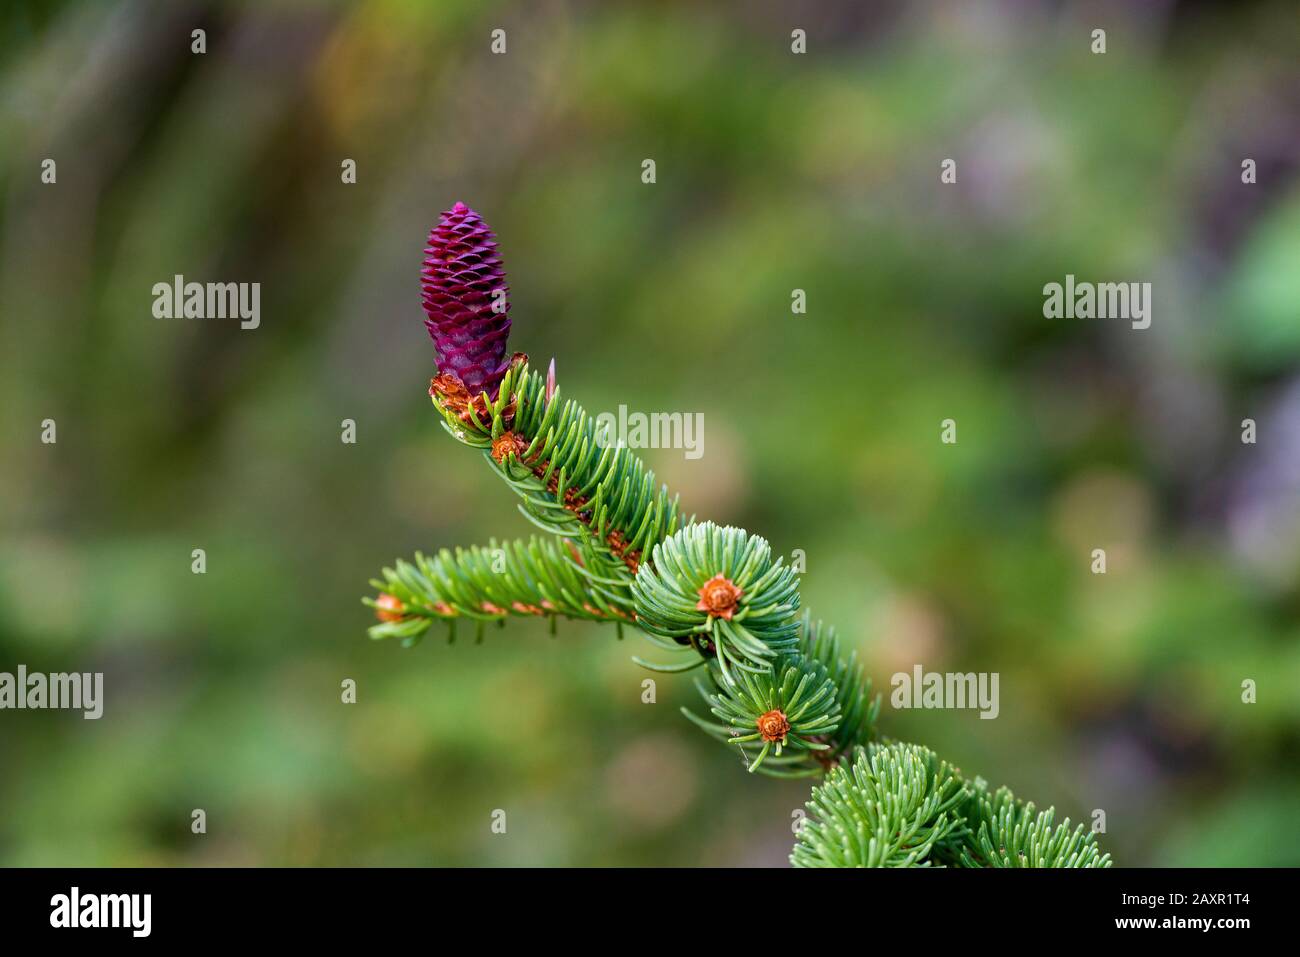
left=421, top=202, right=511, bottom=395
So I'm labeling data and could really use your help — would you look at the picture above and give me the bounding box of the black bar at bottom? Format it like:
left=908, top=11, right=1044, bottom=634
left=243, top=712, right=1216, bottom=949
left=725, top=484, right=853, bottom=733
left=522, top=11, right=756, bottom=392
left=0, top=866, right=1281, bottom=942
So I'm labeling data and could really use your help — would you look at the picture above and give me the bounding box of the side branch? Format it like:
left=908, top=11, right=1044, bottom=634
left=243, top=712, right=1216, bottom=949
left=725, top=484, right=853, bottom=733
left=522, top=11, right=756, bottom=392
left=365, top=536, right=633, bottom=645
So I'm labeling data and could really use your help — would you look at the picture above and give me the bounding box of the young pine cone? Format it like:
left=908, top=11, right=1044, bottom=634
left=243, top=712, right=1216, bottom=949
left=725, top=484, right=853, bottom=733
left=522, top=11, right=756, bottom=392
left=420, top=201, right=512, bottom=396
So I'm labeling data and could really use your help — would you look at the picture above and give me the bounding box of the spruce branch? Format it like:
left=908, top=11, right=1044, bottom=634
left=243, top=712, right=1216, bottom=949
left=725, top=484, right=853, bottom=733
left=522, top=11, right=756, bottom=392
left=683, top=655, right=841, bottom=773
left=681, top=612, right=881, bottom=777
left=791, top=743, right=969, bottom=868
left=631, top=522, right=801, bottom=686
left=794, top=612, right=882, bottom=765
left=365, top=535, right=632, bottom=646
left=431, top=360, right=689, bottom=586
left=941, top=778, right=1112, bottom=869
left=363, top=201, right=1114, bottom=868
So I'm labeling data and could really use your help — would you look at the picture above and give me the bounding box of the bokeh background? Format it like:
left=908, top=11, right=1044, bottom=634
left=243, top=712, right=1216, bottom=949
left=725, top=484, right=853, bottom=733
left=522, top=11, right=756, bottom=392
left=2, top=0, right=1298, bottom=866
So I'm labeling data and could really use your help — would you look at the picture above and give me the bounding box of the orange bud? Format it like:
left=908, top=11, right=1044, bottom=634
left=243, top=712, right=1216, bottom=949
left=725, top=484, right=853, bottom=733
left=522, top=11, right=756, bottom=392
left=374, top=593, right=406, bottom=622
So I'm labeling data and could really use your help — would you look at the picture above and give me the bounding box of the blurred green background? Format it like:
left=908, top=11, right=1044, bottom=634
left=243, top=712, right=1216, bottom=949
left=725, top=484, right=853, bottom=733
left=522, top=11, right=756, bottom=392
left=1, top=0, right=1298, bottom=866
